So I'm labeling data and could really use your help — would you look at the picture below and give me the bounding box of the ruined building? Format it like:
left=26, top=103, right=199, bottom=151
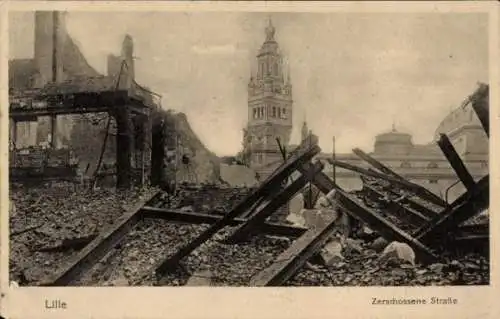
left=9, top=11, right=221, bottom=184
left=243, top=19, right=293, bottom=180
left=10, top=11, right=101, bottom=149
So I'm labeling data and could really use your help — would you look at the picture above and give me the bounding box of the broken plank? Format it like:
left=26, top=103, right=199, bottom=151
left=416, top=175, right=489, bottom=244
left=470, top=84, right=489, bottom=137
left=437, top=133, right=476, bottom=191
left=226, top=161, right=324, bottom=243
left=297, top=164, right=438, bottom=263
left=153, top=140, right=321, bottom=276
left=249, top=211, right=339, bottom=286
left=361, top=182, right=430, bottom=226
left=328, top=158, right=447, bottom=208
left=334, top=189, right=438, bottom=263
left=353, top=148, right=405, bottom=180
left=38, top=190, right=161, bottom=286
left=226, top=140, right=321, bottom=219
left=360, top=174, right=439, bottom=219
left=140, top=206, right=307, bottom=238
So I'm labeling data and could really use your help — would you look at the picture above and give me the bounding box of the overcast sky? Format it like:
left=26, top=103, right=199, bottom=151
left=9, top=11, right=488, bottom=156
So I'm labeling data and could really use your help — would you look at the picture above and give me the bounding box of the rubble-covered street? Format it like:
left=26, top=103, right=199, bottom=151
left=7, top=11, right=490, bottom=290
left=9, top=179, right=489, bottom=287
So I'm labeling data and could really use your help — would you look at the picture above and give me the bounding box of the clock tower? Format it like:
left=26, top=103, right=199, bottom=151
left=243, top=19, right=293, bottom=180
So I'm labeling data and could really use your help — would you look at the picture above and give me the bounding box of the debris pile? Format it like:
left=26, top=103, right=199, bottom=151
left=9, top=184, right=159, bottom=284
left=287, top=238, right=489, bottom=286
left=167, top=184, right=254, bottom=215
left=9, top=183, right=253, bottom=285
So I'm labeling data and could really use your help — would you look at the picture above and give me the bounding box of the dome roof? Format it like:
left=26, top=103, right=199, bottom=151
left=373, top=126, right=413, bottom=155
left=375, top=128, right=413, bottom=145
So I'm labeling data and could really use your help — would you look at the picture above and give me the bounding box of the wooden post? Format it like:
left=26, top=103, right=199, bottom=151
left=115, top=106, right=132, bottom=189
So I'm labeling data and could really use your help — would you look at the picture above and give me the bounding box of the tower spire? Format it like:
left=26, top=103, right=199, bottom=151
left=265, top=17, right=276, bottom=42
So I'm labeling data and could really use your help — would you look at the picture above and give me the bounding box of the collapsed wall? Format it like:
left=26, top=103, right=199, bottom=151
left=67, top=107, right=221, bottom=184
left=152, top=109, right=221, bottom=184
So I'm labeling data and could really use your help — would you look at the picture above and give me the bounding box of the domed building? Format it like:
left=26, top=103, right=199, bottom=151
left=373, top=125, right=413, bottom=155
left=317, top=90, right=489, bottom=203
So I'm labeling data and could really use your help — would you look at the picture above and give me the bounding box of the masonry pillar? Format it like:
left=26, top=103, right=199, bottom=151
left=115, top=106, right=132, bottom=189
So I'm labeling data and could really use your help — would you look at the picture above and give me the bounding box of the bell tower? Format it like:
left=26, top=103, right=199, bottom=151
left=244, top=19, right=293, bottom=178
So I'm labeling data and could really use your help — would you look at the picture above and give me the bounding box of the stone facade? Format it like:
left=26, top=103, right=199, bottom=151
left=243, top=19, right=293, bottom=180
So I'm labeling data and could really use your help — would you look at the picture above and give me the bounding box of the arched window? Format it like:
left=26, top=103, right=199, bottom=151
left=427, top=162, right=438, bottom=169
left=272, top=106, right=276, bottom=117
left=282, top=108, right=287, bottom=119
left=253, top=108, right=257, bottom=119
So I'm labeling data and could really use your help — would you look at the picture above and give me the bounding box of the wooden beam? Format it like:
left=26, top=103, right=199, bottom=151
left=249, top=212, right=339, bottom=286
left=39, top=191, right=161, bottom=286
left=437, top=134, right=476, bottom=191
left=470, top=84, right=489, bottom=137
left=140, top=207, right=307, bottom=238
left=10, top=91, right=130, bottom=118
left=361, top=174, right=439, bottom=220
left=361, top=182, right=430, bottom=227
left=352, top=148, right=405, bottom=180
left=328, top=159, right=447, bottom=208
left=10, top=105, right=112, bottom=118
left=153, top=140, right=321, bottom=276
left=297, top=164, right=438, bottom=263
left=416, top=175, right=489, bottom=243
left=225, top=161, right=324, bottom=243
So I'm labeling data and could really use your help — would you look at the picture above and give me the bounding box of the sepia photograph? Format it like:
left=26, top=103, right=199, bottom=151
left=6, top=7, right=490, bottom=291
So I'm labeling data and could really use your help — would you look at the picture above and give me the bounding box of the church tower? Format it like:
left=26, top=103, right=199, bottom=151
left=244, top=19, right=293, bottom=179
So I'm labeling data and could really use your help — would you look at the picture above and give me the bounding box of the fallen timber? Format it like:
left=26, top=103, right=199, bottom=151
left=437, top=134, right=476, bottom=192
left=329, top=158, right=447, bottom=208
left=250, top=211, right=339, bottom=286
left=360, top=181, right=430, bottom=226
left=249, top=162, right=440, bottom=287
left=153, top=135, right=322, bottom=276
left=416, top=175, right=489, bottom=243
left=466, top=82, right=489, bottom=137
left=298, top=164, right=439, bottom=263
left=352, top=148, right=406, bottom=181
left=39, top=190, right=162, bottom=286
left=141, top=206, right=307, bottom=238
left=361, top=174, right=440, bottom=219
left=225, top=160, right=324, bottom=243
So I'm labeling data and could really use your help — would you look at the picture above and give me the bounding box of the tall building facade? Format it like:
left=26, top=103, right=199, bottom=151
left=243, top=19, right=293, bottom=180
